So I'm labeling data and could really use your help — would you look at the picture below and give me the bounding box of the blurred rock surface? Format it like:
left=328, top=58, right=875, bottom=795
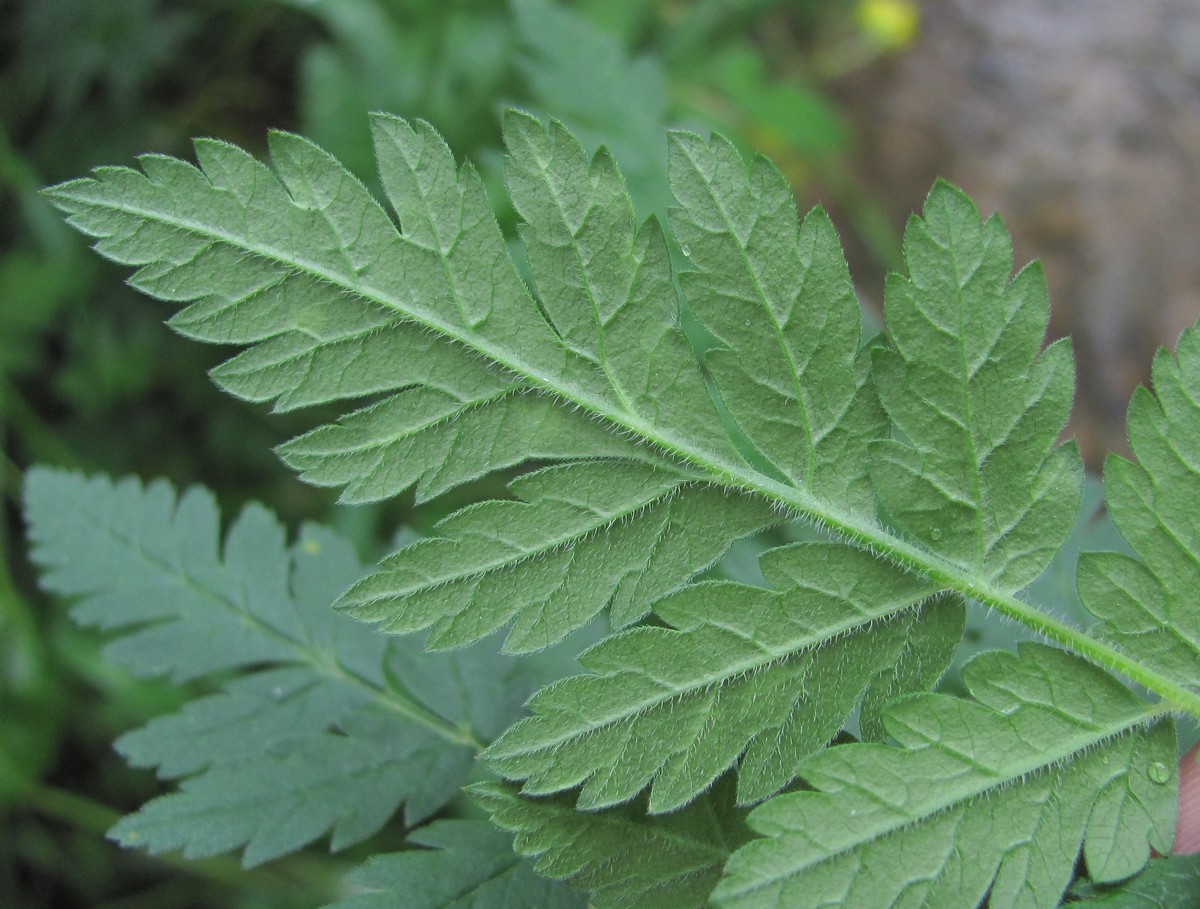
left=835, top=0, right=1200, bottom=466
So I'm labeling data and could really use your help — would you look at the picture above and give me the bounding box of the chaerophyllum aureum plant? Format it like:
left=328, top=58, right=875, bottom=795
left=25, top=110, right=1200, bottom=908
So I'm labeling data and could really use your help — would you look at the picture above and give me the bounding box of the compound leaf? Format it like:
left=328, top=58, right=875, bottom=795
left=485, top=544, right=957, bottom=812
left=23, top=469, right=538, bottom=866
left=715, top=645, right=1178, bottom=909
left=42, top=108, right=1200, bottom=909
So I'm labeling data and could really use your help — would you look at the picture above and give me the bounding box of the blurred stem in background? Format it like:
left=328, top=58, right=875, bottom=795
left=20, top=781, right=349, bottom=908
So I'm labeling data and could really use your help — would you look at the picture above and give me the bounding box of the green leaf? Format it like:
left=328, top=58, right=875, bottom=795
left=23, top=468, right=537, bottom=865
left=25, top=468, right=366, bottom=683
left=470, top=779, right=752, bottom=909
left=485, top=544, right=957, bottom=812
left=870, top=181, right=1082, bottom=588
left=341, top=460, right=776, bottom=651
left=41, top=112, right=1123, bottom=695
left=513, top=0, right=670, bottom=220
left=1079, top=325, right=1200, bottom=687
left=714, top=645, right=1177, bottom=909
left=43, top=109, right=1200, bottom=909
left=667, top=130, right=882, bottom=510
left=1070, top=855, right=1200, bottom=908
left=323, top=820, right=585, bottom=909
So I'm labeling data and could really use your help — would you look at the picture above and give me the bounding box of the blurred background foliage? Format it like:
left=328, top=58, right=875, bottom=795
left=0, top=2, right=921, bottom=904
left=7, top=0, right=1194, bottom=906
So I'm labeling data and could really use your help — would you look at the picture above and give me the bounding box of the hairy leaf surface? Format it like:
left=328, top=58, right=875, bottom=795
left=1079, top=325, right=1200, bottom=686
left=41, top=111, right=1091, bottom=672
left=715, top=645, right=1177, bottom=909
left=41, top=110, right=1200, bottom=909
left=486, top=544, right=958, bottom=812
left=470, top=779, right=752, bottom=909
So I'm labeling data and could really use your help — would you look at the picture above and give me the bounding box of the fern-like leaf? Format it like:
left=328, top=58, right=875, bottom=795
left=23, top=469, right=535, bottom=865
left=485, top=544, right=957, bottom=812
left=714, top=645, right=1177, bottom=909
left=43, top=109, right=1200, bottom=909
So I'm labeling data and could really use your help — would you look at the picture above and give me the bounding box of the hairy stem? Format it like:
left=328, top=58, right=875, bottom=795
left=87, top=195, right=1200, bottom=719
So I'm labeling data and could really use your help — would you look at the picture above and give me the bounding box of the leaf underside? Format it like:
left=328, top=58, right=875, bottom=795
left=40, top=106, right=1200, bottom=909
left=714, top=645, right=1177, bottom=909
left=470, top=777, right=753, bottom=909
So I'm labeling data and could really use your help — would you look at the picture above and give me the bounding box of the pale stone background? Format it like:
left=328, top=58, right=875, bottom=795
left=834, top=0, right=1200, bottom=467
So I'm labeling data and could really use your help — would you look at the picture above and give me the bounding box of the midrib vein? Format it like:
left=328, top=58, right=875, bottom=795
left=95, top=193, right=1200, bottom=720
left=724, top=701, right=1167, bottom=898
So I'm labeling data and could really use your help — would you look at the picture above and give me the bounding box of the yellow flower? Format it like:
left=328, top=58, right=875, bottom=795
left=857, top=0, right=920, bottom=51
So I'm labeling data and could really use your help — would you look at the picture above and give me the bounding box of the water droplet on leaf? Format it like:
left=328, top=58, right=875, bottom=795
left=930, top=528, right=943, bottom=541
left=1148, top=761, right=1171, bottom=784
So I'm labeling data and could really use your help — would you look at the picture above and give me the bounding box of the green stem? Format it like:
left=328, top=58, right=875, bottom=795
left=1, top=449, right=23, bottom=507
left=80, top=194, right=1200, bottom=721
left=697, top=467, right=1200, bottom=719
left=1, top=377, right=84, bottom=470
left=23, top=782, right=121, bottom=835
left=0, top=405, right=33, bottom=633
left=367, top=289, right=1200, bottom=719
